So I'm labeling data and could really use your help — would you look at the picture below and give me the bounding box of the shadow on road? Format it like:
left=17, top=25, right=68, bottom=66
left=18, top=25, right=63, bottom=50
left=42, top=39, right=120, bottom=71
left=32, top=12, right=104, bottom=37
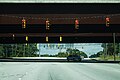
left=0, top=58, right=120, bottom=63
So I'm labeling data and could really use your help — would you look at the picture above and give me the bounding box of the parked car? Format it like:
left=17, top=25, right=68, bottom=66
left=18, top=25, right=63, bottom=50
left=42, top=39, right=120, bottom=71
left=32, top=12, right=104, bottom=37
left=67, top=54, right=82, bottom=61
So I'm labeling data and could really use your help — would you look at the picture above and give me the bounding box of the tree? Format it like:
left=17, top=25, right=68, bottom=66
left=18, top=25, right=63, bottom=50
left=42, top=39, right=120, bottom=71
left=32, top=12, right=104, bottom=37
left=0, top=44, right=4, bottom=58
left=41, top=54, right=49, bottom=57
left=0, top=43, right=39, bottom=58
left=66, top=48, right=73, bottom=55
left=57, top=52, right=67, bottom=57
left=89, top=51, right=103, bottom=58
left=101, top=43, right=119, bottom=56
left=66, top=48, right=88, bottom=58
left=79, top=51, right=88, bottom=58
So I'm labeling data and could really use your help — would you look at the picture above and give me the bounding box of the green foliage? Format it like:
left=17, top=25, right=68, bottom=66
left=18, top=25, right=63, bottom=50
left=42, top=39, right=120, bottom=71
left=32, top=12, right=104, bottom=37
left=0, top=44, right=39, bottom=58
left=79, top=51, right=88, bottom=58
left=65, top=48, right=88, bottom=58
left=41, top=54, right=49, bottom=57
left=89, top=51, right=103, bottom=58
left=0, top=44, right=4, bottom=57
left=101, top=43, right=120, bottom=56
left=57, top=52, right=68, bottom=57
left=40, top=48, right=88, bottom=58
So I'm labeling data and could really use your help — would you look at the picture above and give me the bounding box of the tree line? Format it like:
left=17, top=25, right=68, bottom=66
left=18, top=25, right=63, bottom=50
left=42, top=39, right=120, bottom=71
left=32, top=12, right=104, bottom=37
left=0, top=44, right=39, bottom=58
left=89, top=43, right=120, bottom=58
left=0, top=44, right=89, bottom=58
left=41, top=48, right=88, bottom=58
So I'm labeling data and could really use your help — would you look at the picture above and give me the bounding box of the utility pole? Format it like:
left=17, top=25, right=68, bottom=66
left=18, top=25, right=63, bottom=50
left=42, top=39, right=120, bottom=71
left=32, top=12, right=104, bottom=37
left=105, top=43, right=107, bottom=57
left=5, top=47, right=7, bottom=58
left=12, top=44, right=13, bottom=56
left=118, top=43, right=120, bottom=53
left=23, top=44, right=25, bottom=57
left=28, top=44, right=30, bottom=57
left=118, top=43, right=120, bottom=58
left=104, top=46, right=105, bottom=60
left=39, top=44, right=41, bottom=57
left=103, top=43, right=108, bottom=60
left=15, top=44, right=17, bottom=57
left=113, top=33, right=116, bottom=61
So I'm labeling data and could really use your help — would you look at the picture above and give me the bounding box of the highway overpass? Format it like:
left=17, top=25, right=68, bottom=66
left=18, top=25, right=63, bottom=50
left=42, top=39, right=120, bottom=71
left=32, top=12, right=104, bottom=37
left=0, top=4, right=120, bottom=43
left=0, top=33, right=119, bottom=43
left=0, top=0, right=120, bottom=3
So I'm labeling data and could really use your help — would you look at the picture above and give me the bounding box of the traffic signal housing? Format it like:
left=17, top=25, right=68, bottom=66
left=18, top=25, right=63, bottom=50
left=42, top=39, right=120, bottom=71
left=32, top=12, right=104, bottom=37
left=22, top=18, right=26, bottom=28
left=60, top=36, right=62, bottom=42
left=46, top=18, right=50, bottom=30
left=12, top=34, right=15, bottom=40
left=26, top=36, right=28, bottom=41
left=46, top=36, right=48, bottom=42
left=106, top=17, right=110, bottom=27
left=75, top=19, right=79, bottom=29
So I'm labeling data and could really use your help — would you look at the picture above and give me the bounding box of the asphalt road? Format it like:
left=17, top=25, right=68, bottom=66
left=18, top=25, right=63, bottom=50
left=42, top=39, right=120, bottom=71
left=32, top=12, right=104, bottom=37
left=0, top=62, right=120, bottom=80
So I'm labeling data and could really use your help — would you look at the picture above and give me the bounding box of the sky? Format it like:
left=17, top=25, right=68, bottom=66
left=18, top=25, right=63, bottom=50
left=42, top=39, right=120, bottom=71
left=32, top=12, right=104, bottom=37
left=37, top=43, right=103, bottom=56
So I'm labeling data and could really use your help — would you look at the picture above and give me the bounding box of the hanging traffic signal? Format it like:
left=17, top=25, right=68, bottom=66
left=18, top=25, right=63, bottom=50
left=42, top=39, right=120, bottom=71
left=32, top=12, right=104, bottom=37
left=12, top=34, right=15, bottom=40
left=22, top=18, right=26, bottom=28
left=75, top=19, right=79, bottom=29
left=60, top=36, right=62, bottom=42
left=46, top=36, right=48, bottom=42
left=106, top=17, right=110, bottom=27
left=26, top=36, right=28, bottom=41
left=46, top=18, right=50, bottom=30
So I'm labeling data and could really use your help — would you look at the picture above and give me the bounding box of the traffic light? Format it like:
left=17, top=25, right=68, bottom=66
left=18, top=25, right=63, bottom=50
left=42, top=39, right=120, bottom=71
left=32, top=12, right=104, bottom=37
left=12, top=34, right=15, bottom=40
left=75, top=19, right=79, bottom=29
left=60, top=36, right=62, bottom=42
left=46, top=18, right=50, bottom=30
left=22, top=18, right=26, bottom=28
left=26, top=36, right=28, bottom=41
left=46, top=36, right=48, bottom=42
left=106, top=17, right=110, bottom=27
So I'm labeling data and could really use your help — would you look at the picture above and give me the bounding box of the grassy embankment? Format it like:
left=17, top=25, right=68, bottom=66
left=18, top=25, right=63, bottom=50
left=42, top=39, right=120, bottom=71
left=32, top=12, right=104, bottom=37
left=99, top=55, right=120, bottom=61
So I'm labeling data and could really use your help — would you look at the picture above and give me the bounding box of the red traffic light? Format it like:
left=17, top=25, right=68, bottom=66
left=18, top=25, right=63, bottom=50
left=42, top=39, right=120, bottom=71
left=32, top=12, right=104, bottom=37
left=46, top=18, right=50, bottom=30
left=106, top=17, right=110, bottom=27
left=22, top=18, right=26, bottom=28
left=75, top=19, right=79, bottom=29
left=106, top=17, right=110, bottom=21
left=75, top=19, right=79, bottom=24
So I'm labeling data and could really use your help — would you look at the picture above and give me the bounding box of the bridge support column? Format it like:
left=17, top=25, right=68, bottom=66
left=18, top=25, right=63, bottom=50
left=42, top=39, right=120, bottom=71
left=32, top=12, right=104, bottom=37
left=113, top=33, right=116, bottom=61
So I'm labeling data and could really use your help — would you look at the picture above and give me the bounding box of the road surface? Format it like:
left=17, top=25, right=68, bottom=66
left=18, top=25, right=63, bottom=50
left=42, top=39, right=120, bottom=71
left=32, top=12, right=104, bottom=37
left=0, top=62, right=120, bottom=80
